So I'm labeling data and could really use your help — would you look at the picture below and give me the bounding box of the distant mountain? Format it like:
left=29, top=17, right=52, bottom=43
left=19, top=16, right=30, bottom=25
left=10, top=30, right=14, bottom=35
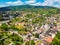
left=0, top=5, right=59, bottom=11
left=0, top=7, right=11, bottom=11
left=10, top=5, right=57, bottom=9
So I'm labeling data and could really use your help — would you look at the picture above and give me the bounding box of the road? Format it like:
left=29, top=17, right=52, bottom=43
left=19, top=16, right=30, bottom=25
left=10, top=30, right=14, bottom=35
left=0, top=20, right=10, bottom=24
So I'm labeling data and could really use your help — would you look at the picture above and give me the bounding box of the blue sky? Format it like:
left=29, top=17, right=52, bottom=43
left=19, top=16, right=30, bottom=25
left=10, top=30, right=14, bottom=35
left=0, top=0, right=60, bottom=8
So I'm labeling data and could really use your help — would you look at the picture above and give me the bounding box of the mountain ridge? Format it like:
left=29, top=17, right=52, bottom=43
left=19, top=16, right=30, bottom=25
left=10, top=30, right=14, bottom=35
left=0, top=5, right=59, bottom=11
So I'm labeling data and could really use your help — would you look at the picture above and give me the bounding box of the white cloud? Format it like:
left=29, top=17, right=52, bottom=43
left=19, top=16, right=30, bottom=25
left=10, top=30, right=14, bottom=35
left=25, top=0, right=36, bottom=4
left=55, top=0, right=60, bottom=2
left=42, top=0, right=60, bottom=7
left=53, top=4, right=60, bottom=8
left=43, top=0, right=56, bottom=6
left=6, top=0, right=24, bottom=5
left=0, top=0, right=60, bottom=8
left=29, top=2, right=42, bottom=6
left=0, top=4, right=9, bottom=8
left=42, top=0, right=60, bottom=6
left=27, top=0, right=60, bottom=8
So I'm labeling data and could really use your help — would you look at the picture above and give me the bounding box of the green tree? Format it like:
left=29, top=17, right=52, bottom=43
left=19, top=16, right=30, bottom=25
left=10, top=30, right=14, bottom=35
left=10, top=34, right=23, bottom=45
left=35, top=33, right=39, bottom=38
left=51, top=32, right=60, bottom=45
left=0, top=23, right=9, bottom=31
left=25, top=41, right=29, bottom=45
left=30, top=40, right=35, bottom=45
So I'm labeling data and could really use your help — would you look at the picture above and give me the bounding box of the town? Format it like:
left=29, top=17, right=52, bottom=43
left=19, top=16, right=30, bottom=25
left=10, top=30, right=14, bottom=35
left=0, top=8, right=60, bottom=45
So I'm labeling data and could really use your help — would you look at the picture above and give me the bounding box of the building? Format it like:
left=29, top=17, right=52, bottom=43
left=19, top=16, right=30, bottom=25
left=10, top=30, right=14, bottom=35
left=44, top=36, right=53, bottom=44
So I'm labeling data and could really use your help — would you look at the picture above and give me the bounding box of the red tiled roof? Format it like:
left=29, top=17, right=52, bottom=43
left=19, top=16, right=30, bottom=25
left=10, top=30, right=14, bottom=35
left=44, top=36, right=53, bottom=43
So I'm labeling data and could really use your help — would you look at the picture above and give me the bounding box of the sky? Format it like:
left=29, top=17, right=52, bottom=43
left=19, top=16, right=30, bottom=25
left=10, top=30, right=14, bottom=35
left=0, top=0, right=60, bottom=8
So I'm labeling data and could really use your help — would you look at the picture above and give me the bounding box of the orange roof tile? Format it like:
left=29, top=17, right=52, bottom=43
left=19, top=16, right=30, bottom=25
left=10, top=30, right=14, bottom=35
left=44, top=36, right=53, bottom=43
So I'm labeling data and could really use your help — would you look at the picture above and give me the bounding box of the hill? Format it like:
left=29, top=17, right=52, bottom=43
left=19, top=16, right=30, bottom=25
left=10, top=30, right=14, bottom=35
left=0, top=5, right=60, bottom=11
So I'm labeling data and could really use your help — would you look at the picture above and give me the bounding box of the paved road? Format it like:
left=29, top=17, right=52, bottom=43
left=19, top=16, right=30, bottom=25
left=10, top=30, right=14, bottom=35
left=0, top=20, right=10, bottom=24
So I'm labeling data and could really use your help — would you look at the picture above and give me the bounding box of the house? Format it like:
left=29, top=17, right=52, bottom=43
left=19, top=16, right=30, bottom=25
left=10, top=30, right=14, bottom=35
left=15, top=22, right=25, bottom=26
left=8, top=31, right=13, bottom=35
left=35, top=40, right=44, bottom=45
left=43, top=24, right=50, bottom=30
left=45, top=29, right=57, bottom=36
left=44, top=36, right=53, bottom=44
left=15, top=22, right=25, bottom=29
left=0, top=24, right=2, bottom=26
left=2, top=14, right=10, bottom=20
left=57, top=22, right=60, bottom=31
left=49, top=32, right=56, bottom=38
